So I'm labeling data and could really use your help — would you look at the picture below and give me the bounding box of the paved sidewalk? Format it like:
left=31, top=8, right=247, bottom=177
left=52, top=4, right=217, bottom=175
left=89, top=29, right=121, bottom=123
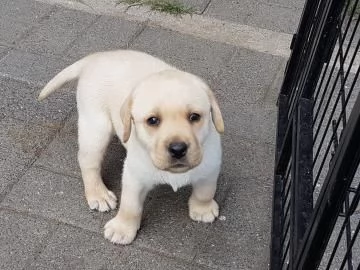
left=0, top=0, right=303, bottom=269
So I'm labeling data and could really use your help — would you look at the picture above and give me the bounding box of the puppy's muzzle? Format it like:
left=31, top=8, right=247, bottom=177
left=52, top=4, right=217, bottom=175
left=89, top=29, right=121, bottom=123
left=168, top=142, right=188, bottom=159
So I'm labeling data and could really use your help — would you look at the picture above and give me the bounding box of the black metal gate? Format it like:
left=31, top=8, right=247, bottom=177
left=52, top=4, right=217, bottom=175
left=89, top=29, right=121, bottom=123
left=270, top=0, right=360, bottom=269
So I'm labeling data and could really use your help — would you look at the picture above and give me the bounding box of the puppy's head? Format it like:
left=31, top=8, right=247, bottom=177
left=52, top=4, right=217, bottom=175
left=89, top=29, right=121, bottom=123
left=121, top=70, right=224, bottom=173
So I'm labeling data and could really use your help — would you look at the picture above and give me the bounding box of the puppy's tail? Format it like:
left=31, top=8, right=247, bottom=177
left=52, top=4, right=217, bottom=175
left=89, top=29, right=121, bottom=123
left=38, top=57, right=88, bottom=101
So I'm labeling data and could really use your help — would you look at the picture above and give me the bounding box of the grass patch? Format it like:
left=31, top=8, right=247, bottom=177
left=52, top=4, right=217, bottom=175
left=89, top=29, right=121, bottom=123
left=119, top=0, right=195, bottom=15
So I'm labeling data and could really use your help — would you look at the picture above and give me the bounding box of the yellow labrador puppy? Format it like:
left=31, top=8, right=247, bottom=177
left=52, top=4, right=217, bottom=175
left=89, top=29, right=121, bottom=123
left=39, top=50, right=224, bottom=245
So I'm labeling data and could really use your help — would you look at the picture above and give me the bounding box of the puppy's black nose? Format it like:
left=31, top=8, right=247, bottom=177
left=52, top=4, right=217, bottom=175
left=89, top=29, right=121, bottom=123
left=168, top=142, right=188, bottom=159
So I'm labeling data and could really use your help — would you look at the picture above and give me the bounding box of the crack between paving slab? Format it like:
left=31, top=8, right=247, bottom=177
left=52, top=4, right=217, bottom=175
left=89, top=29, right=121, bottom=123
left=14, top=5, right=59, bottom=48
left=0, top=46, right=68, bottom=61
left=0, top=6, right=65, bottom=59
left=0, top=108, right=76, bottom=204
left=0, top=46, right=14, bottom=61
left=0, top=206, right=98, bottom=233
left=262, top=58, right=287, bottom=104
left=189, top=167, right=271, bottom=269
left=200, top=45, right=237, bottom=94
left=190, top=225, right=212, bottom=262
left=189, top=184, right=233, bottom=267
left=0, top=207, right=61, bottom=269
left=33, top=164, right=82, bottom=180
left=125, top=20, right=149, bottom=49
left=0, top=76, right=77, bottom=127
left=22, top=223, right=60, bottom=269
left=62, top=14, right=102, bottom=57
left=259, top=0, right=303, bottom=11
left=0, top=150, right=48, bottom=204
left=0, top=205, right=210, bottom=268
left=0, top=52, right=74, bottom=88
left=190, top=222, right=227, bottom=270
left=198, top=0, right=212, bottom=15
left=0, top=72, right=42, bottom=88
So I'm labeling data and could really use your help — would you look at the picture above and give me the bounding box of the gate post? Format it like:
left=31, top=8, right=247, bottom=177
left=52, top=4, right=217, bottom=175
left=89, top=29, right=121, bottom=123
left=290, top=98, right=314, bottom=269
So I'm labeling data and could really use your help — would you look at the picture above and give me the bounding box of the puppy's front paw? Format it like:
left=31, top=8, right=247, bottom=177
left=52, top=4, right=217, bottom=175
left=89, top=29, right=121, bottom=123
left=104, top=217, right=137, bottom=245
left=189, top=199, right=219, bottom=223
left=86, top=185, right=117, bottom=212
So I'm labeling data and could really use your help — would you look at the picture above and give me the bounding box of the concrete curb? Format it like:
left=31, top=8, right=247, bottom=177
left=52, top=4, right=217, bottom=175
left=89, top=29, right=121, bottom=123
left=35, top=0, right=292, bottom=58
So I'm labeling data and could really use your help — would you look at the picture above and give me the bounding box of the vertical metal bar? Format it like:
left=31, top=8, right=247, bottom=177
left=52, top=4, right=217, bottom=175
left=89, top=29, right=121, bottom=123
left=276, top=95, right=290, bottom=163
left=301, top=0, right=346, bottom=99
left=280, top=0, right=320, bottom=96
left=296, top=91, right=360, bottom=269
left=290, top=98, right=314, bottom=269
left=296, top=98, right=314, bottom=247
left=338, top=30, right=347, bottom=129
left=344, top=192, right=354, bottom=270
left=290, top=107, right=297, bottom=270
left=271, top=94, right=289, bottom=270
left=271, top=175, right=284, bottom=270
left=340, top=219, right=360, bottom=269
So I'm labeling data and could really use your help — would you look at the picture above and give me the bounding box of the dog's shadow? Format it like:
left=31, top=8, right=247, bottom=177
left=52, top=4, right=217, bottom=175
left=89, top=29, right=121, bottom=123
left=101, top=136, right=126, bottom=193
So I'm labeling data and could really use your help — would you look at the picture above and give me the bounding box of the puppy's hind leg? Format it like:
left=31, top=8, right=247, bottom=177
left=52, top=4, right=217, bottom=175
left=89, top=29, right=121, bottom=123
left=78, top=114, right=117, bottom=212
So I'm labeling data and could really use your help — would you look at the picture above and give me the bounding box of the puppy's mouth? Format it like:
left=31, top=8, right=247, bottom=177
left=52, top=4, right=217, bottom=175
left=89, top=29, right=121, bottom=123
left=166, top=163, right=191, bottom=173
left=151, top=149, right=203, bottom=173
left=168, top=162, right=190, bottom=173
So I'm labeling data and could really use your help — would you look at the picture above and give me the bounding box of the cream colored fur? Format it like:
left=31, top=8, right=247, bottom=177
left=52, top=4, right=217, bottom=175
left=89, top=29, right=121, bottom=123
left=39, top=50, right=224, bottom=245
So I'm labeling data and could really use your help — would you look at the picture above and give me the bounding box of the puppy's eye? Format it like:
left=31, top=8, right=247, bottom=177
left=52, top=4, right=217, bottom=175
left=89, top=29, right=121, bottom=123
left=147, top=116, right=160, bottom=126
left=189, top=113, right=201, bottom=122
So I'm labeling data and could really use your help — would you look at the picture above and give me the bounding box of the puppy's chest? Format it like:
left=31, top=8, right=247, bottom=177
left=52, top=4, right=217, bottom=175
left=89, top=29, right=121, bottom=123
left=154, top=172, right=192, bottom=192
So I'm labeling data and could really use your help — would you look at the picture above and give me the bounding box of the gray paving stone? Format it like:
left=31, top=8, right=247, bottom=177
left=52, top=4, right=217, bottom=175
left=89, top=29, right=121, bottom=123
left=264, top=59, right=287, bottom=105
left=0, top=0, right=53, bottom=24
left=216, top=48, right=284, bottom=105
left=0, top=117, right=58, bottom=165
left=0, top=17, right=35, bottom=46
left=35, top=113, right=81, bottom=178
left=66, top=15, right=144, bottom=59
left=211, top=49, right=283, bottom=144
left=0, top=0, right=53, bottom=46
left=221, top=102, right=277, bottom=144
left=29, top=224, right=203, bottom=270
left=0, top=50, right=73, bottom=85
left=130, top=26, right=236, bottom=81
left=35, top=113, right=126, bottom=181
left=116, top=185, right=211, bottom=261
left=0, top=209, right=55, bottom=270
left=1, top=167, right=103, bottom=232
left=18, top=7, right=98, bottom=56
left=264, top=0, right=306, bottom=10
left=0, top=158, right=28, bottom=198
left=0, top=76, right=75, bottom=126
left=222, top=137, right=274, bottom=185
left=245, top=4, right=301, bottom=34
left=0, top=46, right=10, bottom=60
left=206, top=0, right=302, bottom=34
left=195, top=175, right=272, bottom=269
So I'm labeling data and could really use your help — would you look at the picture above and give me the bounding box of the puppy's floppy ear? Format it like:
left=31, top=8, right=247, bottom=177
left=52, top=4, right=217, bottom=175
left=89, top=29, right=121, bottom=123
left=120, top=95, right=133, bottom=143
left=207, top=89, right=224, bottom=134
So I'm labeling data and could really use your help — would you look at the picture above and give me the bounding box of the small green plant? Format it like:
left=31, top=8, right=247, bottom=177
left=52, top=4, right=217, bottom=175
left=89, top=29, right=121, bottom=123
left=119, top=0, right=195, bottom=15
